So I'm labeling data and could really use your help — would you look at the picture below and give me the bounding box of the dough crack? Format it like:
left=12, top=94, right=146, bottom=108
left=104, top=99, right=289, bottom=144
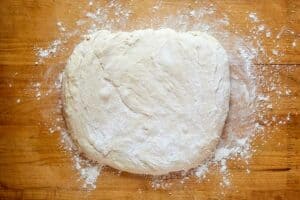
left=103, top=77, right=151, bottom=117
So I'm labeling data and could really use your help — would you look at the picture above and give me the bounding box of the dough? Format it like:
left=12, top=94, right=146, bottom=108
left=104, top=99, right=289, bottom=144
left=63, top=29, right=230, bottom=175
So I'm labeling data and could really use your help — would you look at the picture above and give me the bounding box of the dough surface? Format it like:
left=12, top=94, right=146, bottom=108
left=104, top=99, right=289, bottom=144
left=63, top=29, right=230, bottom=175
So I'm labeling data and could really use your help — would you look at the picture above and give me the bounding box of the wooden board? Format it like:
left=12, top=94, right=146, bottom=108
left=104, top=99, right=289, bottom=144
left=0, top=0, right=299, bottom=199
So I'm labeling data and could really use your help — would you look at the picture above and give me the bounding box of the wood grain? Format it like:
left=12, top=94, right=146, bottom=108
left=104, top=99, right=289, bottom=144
left=0, top=0, right=299, bottom=199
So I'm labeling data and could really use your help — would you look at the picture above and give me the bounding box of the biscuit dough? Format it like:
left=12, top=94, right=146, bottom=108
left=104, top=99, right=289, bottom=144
left=63, top=29, right=230, bottom=175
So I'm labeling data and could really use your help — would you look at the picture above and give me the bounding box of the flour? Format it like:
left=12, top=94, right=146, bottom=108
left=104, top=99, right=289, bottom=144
left=57, top=21, right=66, bottom=32
left=73, top=155, right=102, bottom=189
left=248, top=12, right=259, bottom=22
left=34, top=0, right=297, bottom=192
left=36, top=39, right=62, bottom=62
left=60, top=131, right=102, bottom=189
left=195, top=165, right=209, bottom=179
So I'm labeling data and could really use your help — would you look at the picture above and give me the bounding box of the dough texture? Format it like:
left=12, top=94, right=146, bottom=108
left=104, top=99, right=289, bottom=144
left=63, top=29, right=230, bottom=175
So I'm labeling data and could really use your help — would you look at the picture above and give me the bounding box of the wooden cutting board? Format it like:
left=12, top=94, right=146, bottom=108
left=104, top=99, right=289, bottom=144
left=0, top=0, right=299, bottom=199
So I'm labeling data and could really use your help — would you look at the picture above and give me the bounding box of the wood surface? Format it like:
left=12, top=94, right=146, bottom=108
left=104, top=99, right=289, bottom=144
left=0, top=0, right=299, bottom=199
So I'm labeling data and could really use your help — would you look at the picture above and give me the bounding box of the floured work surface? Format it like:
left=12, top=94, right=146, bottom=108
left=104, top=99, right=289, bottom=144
left=0, top=0, right=299, bottom=199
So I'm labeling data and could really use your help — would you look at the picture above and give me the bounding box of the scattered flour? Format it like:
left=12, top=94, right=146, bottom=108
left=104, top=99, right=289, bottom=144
left=248, top=12, right=259, bottom=22
left=60, top=131, right=103, bottom=189
left=34, top=0, right=297, bottom=192
left=73, top=155, right=102, bottom=189
left=57, top=21, right=66, bottom=32
left=36, top=39, right=62, bottom=62
left=195, top=165, right=209, bottom=179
